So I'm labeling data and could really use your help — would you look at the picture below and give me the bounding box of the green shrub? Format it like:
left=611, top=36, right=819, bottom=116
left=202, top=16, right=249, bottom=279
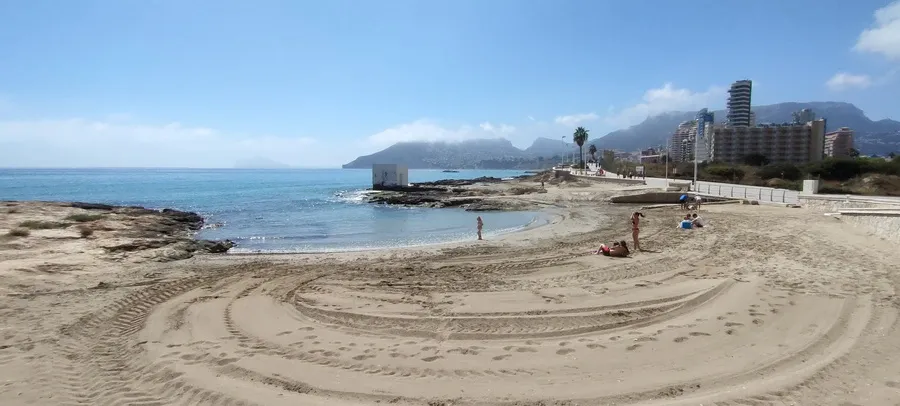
left=18, top=220, right=69, bottom=230
left=807, top=159, right=861, bottom=181
left=704, top=165, right=745, bottom=182
left=77, top=225, right=95, bottom=238
left=757, top=163, right=803, bottom=181
left=66, top=213, right=105, bottom=223
left=6, top=228, right=30, bottom=237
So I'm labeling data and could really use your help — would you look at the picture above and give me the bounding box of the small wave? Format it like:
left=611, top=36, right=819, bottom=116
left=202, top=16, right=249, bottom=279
left=331, top=189, right=374, bottom=204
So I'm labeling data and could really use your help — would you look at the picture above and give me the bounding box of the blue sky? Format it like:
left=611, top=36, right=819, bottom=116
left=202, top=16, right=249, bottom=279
left=1, top=0, right=899, bottom=167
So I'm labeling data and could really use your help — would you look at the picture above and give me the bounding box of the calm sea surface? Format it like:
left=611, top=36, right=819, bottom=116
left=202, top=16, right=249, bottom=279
left=0, top=168, right=547, bottom=252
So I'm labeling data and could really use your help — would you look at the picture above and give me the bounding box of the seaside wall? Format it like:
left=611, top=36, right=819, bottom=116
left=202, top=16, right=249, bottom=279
left=571, top=174, right=646, bottom=186
left=800, top=194, right=900, bottom=244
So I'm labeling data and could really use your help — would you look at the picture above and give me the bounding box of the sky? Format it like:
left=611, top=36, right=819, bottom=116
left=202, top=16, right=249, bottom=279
left=1, top=0, right=899, bottom=168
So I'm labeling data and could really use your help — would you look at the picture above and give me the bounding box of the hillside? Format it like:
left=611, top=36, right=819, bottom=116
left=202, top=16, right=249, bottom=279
left=342, top=139, right=529, bottom=169
left=344, top=102, right=900, bottom=169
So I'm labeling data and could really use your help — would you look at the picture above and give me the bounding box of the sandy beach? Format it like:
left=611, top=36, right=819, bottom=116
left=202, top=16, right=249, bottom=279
left=2, top=178, right=900, bottom=406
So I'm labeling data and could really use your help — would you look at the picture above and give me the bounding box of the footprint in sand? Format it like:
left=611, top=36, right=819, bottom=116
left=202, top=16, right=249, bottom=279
left=556, top=348, right=575, bottom=355
left=726, top=329, right=737, bottom=335
left=717, top=316, right=726, bottom=320
left=421, top=355, right=443, bottom=362
left=673, top=337, right=689, bottom=343
left=558, top=342, right=569, bottom=347
left=352, top=354, right=375, bottom=361
left=276, top=331, right=292, bottom=336
left=752, top=318, right=764, bottom=325
left=298, top=327, right=314, bottom=331
left=492, top=354, right=511, bottom=361
left=724, top=322, right=743, bottom=327
left=609, top=336, right=620, bottom=341
left=634, top=336, right=657, bottom=342
left=688, top=332, right=711, bottom=337
left=389, top=352, right=408, bottom=359
left=515, top=347, right=537, bottom=353
left=421, top=346, right=437, bottom=351
left=626, top=344, right=641, bottom=351
left=885, top=381, right=900, bottom=389
left=586, top=343, right=606, bottom=349
left=304, top=335, right=318, bottom=339
left=215, top=358, right=238, bottom=366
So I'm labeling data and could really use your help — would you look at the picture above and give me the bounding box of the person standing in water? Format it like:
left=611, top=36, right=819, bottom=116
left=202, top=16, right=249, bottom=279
left=631, top=212, right=645, bottom=251
left=476, top=216, right=484, bottom=240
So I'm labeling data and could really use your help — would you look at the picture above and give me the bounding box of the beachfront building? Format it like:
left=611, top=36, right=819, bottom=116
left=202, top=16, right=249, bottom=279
left=824, top=127, right=855, bottom=158
left=668, top=119, right=711, bottom=163
left=669, top=121, right=696, bottom=162
left=372, top=164, right=408, bottom=189
left=726, top=80, right=753, bottom=127
left=708, top=119, right=826, bottom=165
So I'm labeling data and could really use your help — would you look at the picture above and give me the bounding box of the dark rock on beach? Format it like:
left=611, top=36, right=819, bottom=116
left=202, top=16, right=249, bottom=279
left=363, top=177, right=536, bottom=211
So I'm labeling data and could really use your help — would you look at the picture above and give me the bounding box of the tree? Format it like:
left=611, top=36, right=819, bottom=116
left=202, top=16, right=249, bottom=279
left=572, top=127, right=589, bottom=169
left=889, top=152, right=897, bottom=159
left=600, top=149, right=617, bottom=171
left=742, top=153, right=770, bottom=167
left=849, top=148, right=861, bottom=158
left=588, top=144, right=597, bottom=162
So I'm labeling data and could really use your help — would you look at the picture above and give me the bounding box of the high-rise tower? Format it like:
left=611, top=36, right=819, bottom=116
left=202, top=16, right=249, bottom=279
left=726, top=80, right=752, bottom=127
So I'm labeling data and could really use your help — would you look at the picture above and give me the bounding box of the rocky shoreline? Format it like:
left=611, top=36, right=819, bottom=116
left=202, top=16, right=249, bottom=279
left=364, top=176, right=545, bottom=211
left=2, top=201, right=235, bottom=262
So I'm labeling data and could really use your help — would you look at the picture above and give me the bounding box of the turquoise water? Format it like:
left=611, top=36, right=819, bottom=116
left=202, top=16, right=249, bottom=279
left=0, top=168, right=547, bottom=252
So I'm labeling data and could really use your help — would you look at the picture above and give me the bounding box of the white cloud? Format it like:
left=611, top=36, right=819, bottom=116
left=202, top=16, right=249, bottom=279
left=0, top=118, right=327, bottom=168
left=527, top=115, right=535, bottom=121
left=854, top=1, right=900, bottom=60
left=365, top=119, right=516, bottom=147
left=826, top=72, right=873, bottom=91
left=479, top=122, right=516, bottom=134
left=554, top=113, right=599, bottom=127
left=603, top=83, right=725, bottom=128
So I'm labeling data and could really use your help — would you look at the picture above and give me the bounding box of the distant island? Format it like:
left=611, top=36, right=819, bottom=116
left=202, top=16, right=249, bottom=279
left=342, top=101, right=900, bottom=170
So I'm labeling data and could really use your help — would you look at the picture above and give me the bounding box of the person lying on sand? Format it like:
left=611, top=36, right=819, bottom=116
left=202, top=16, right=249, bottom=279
left=596, top=240, right=630, bottom=257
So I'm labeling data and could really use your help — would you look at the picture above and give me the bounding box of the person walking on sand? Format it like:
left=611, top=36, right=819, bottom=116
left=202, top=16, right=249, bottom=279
left=476, top=216, right=484, bottom=240
left=631, top=212, right=645, bottom=251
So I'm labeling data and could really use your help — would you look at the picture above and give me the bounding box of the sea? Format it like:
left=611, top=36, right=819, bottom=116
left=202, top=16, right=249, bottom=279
left=0, top=168, right=548, bottom=253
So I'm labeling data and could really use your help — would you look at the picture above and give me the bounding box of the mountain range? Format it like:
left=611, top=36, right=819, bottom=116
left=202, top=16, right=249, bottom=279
left=342, top=102, right=900, bottom=169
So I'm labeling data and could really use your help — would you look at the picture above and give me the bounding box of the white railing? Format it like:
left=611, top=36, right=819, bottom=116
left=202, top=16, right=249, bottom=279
left=692, top=181, right=799, bottom=204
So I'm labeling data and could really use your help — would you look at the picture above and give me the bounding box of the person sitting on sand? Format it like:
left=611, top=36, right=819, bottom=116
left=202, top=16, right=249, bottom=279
left=691, top=213, right=706, bottom=228
left=596, top=241, right=629, bottom=257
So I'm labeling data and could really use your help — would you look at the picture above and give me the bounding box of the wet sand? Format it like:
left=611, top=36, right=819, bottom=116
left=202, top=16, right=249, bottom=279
left=2, top=180, right=899, bottom=405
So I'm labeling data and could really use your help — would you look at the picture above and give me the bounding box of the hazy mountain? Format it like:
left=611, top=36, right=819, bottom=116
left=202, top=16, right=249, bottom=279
left=233, top=157, right=291, bottom=169
left=344, top=102, right=900, bottom=169
left=342, top=138, right=529, bottom=169
left=524, top=137, right=579, bottom=158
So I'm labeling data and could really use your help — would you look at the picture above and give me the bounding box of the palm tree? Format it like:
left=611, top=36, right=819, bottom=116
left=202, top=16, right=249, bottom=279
left=588, top=144, right=597, bottom=162
left=573, top=127, right=589, bottom=172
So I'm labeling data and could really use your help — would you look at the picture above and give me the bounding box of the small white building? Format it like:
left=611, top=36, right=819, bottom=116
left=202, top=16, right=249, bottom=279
left=372, top=164, right=408, bottom=189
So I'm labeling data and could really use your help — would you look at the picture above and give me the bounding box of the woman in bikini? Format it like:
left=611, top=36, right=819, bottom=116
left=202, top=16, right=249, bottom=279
left=631, top=212, right=644, bottom=251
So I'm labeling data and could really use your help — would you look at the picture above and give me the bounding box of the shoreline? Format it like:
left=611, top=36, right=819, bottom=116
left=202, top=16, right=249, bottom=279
left=225, top=208, right=563, bottom=256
